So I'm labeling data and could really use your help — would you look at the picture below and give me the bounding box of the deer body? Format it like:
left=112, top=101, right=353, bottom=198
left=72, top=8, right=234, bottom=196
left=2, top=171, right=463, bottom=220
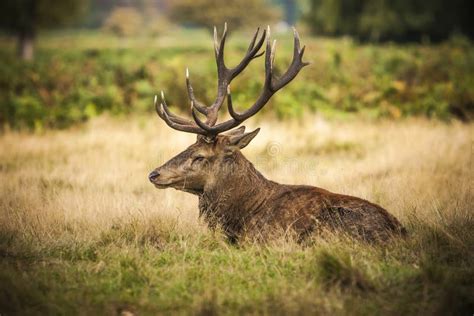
left=198, top=150, right=403, bottom=242
left=149, top=25, right=405, bottom=243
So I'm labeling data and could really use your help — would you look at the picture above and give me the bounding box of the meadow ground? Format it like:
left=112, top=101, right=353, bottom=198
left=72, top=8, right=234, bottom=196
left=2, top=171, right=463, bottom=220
left=0, top=115, right=473, bottom=315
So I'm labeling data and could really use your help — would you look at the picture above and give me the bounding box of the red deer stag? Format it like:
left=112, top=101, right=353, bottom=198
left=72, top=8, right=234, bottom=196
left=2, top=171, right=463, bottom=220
left=149, top=25, right=405, bottom=243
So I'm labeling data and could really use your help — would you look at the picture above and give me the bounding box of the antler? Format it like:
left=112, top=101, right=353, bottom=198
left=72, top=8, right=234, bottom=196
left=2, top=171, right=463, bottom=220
left=155, top=25, right=308, bottom=136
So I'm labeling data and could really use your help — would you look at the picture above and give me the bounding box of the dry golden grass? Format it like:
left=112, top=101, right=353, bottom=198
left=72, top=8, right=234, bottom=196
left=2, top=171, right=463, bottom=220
left=0, top=115, right=473, bottom=314
left=1, top=115, right=471, bottom=235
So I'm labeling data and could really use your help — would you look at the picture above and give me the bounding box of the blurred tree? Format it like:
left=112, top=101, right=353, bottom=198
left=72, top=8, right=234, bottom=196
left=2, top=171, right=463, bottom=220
left=305, top=0, right=362, bottom=35
left=103, top=6, right=144, bottom=37
left=358, top=0, right=400, bottom=41
left=277, top=0, right=297, bottom=25
left=169, top=0, right=280, bottom=31
left=83, top=0, right=171, bottom=29
left=140, top=0, right=174, bottom=37
left=304, top=0, right=473, bottom=42
left=0, top=0, right=88, bottom=60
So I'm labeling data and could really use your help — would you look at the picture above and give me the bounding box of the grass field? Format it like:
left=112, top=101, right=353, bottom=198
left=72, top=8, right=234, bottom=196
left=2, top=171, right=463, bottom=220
left=0, top=114, right=472, bottom=315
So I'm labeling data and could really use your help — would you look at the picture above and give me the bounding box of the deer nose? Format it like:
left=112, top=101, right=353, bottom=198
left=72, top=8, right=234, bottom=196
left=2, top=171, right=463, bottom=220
left=148, top=170, right=160, bottom=182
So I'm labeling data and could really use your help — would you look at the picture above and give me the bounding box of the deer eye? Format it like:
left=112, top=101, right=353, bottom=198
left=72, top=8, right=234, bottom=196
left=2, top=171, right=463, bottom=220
left=192, top=155, right=206, bottom=164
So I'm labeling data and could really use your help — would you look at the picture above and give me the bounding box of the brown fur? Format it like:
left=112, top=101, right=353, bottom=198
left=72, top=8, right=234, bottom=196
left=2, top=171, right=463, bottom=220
left=149, top=131, right=405, bottom=243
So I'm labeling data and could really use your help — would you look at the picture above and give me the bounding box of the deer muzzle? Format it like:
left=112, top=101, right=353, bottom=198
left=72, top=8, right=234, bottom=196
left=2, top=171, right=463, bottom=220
left=148, top=170, right=160, bottom=183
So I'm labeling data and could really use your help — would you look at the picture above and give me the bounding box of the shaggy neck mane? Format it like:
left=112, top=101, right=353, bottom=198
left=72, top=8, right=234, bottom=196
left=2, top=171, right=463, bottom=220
left=198, top=152, right=277, bottom=239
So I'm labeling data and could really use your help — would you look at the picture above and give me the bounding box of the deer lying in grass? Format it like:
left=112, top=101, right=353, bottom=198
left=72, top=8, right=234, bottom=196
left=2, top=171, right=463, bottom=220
left=149, top=25, right=405, bottom=243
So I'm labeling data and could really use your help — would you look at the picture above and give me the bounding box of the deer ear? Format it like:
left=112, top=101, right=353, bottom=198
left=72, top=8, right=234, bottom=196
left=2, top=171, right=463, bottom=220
left=228, top=128, right=260, bottom=149
left=223, top=126, right=246, bottom=136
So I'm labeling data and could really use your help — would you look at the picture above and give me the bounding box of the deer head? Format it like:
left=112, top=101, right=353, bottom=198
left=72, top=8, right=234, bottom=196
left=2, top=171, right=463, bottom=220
left=149, top=24, right=308, bottom=194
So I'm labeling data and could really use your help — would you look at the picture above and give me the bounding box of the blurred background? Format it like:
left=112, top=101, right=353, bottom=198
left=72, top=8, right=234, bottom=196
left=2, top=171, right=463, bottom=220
left=0, top=0, right=473, bottom=130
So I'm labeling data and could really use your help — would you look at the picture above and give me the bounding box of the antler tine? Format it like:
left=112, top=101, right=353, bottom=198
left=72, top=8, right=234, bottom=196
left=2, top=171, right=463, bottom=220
left=228, top=27, right=267, bottom=80
left=215, top=23, right=228, bottom=68
left=264, top=26, right=274, bottom=85
left=236, top=26, right=308, bottom=119
left=202, top=23, right=229, bottom=127
left=247, top=27, right=262, bottom=54
left=226, top=84, right=255, bottom=125
left=196, top=26, right=308, bottom=134
left=272, top=27, right=310, bottom=91
left=154, top=93, right=204, bottom=134
left=271, top=40, right=277, bottom=67
left=185, top=68, right=208, bottom=115
left=293, top=27, right=301, bottom=58
left=213, top=26, right=219, bottom=56
left=158, top=91, right=193, bottom=125
left=201, top=24, right=268, bottom=129
left=191, top=106, right=213, bottom=131
left=226, top=85, right=239, bottom=120
left=160, top=103, right=206, bottom=134
left=213, top=24, right=267, bottom=81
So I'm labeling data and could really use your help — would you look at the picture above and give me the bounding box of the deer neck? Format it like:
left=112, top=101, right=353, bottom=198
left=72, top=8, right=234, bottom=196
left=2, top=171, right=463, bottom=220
left=198, top=152, right=277, bottom=234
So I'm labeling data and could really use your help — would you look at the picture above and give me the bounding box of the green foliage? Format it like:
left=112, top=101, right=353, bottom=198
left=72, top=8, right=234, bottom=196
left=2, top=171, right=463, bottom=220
left=0, top=216, right=473, bottom=314
left=169, top=0, right=280, bottom=31
left=0, top=31, right=473, bottom=130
